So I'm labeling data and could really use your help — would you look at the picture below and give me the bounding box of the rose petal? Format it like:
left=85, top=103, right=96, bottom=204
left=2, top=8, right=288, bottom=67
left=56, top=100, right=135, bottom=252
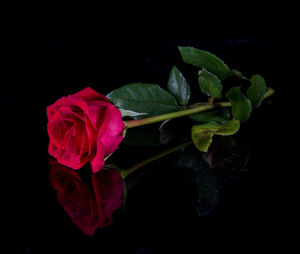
left=80, top=129, right=90, bottom=157
left=49, top=142, right=89, bottom=169
left=66, top=96, right=100, bottom=131
left=99, top=104, right=125, bottom=156
left=47, top=111, right=73, bottom=149
left=73, top=87, right=110, bottom=103
left=64, top=121, right=85, bottom=155
left=86, top=100, right=111, bottom=130
left=83, top=114, right=98, bottom=156
left=90, top=139, right=105, bottom=173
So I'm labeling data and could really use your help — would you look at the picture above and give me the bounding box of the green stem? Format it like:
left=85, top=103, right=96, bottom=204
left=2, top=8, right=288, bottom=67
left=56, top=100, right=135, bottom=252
left=120, top=140, right=192, bottom=179
left=125, top=103, right=214, bottom=128
left=125, top=87, right=275, bottom=129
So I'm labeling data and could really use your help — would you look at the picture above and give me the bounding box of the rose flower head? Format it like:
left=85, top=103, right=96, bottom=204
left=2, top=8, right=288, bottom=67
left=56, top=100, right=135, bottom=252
left=47, top=87, right=125, bottom=173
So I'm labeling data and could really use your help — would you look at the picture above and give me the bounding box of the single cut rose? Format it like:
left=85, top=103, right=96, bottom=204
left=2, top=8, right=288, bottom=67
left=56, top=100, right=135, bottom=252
left=47, top=87, right=125, bottom=173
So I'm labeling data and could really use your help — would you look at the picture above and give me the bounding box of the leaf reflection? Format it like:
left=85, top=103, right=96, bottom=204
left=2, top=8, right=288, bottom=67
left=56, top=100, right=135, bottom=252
left=49, top=158, right=124, bottom=236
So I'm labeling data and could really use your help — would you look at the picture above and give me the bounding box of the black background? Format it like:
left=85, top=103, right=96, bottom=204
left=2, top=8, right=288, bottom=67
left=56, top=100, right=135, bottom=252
left=2, top=39, right=299, bottom=253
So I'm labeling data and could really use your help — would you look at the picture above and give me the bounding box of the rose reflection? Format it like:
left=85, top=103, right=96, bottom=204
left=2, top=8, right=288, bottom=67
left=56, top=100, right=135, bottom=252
left=49, top=158, right=124, bottom=236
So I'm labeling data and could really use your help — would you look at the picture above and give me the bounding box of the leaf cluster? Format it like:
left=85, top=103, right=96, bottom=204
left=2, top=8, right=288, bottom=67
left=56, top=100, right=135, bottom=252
left=107, top=46, right=269, bottom=154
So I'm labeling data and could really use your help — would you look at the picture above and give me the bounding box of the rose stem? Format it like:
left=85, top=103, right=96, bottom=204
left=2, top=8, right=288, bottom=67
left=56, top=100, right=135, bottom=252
left=124, top=87, right=275, bottom=129
left=120, top=140, right=193, bottom=179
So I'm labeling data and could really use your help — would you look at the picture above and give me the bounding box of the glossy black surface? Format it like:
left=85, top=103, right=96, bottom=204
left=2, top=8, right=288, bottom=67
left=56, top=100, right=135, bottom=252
left=2, top=39, right=299, bottom=253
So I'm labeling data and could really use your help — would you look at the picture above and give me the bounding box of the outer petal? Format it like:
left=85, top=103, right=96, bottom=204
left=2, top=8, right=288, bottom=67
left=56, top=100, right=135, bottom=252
left=99, top=104, right=125, bottom=156
left=47, top=110, right=72, bottom=149
left=90, top=139, right=105, bottom=173
left=49, top=88, right=110, bottom=128
left=49, top=142, right=90, bottom=169
left=72, top=87, right=110, bottom=103
left=85, top=100, right=111, bottom=130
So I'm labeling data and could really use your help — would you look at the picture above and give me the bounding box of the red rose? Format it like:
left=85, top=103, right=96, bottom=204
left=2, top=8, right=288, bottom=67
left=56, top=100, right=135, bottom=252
left=47, top=87, right=125, bottom=173
left=49, top=158, right=124, bottom=236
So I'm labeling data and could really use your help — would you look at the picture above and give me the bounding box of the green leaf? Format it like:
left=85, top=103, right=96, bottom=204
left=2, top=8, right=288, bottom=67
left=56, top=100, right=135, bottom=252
left=225, top=87, right=252, bottom=123
left=231, top=69, right=248, bottom=80
left=119, top=109, right=148, bottom=118
left=178, top=46, right=231, bottom=81
left=191, top=120, right=240, bottom=152
left=198, top=68, right=222, bottom=99
left=247, top=74, right=267, bottom=108
left=107, top=83, right=178, bottom=117
left=192, top=131, right=213, bottom=153
left=188, top=108, right=231, bottom=123
left=167, top=66, right=191, bottom=105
